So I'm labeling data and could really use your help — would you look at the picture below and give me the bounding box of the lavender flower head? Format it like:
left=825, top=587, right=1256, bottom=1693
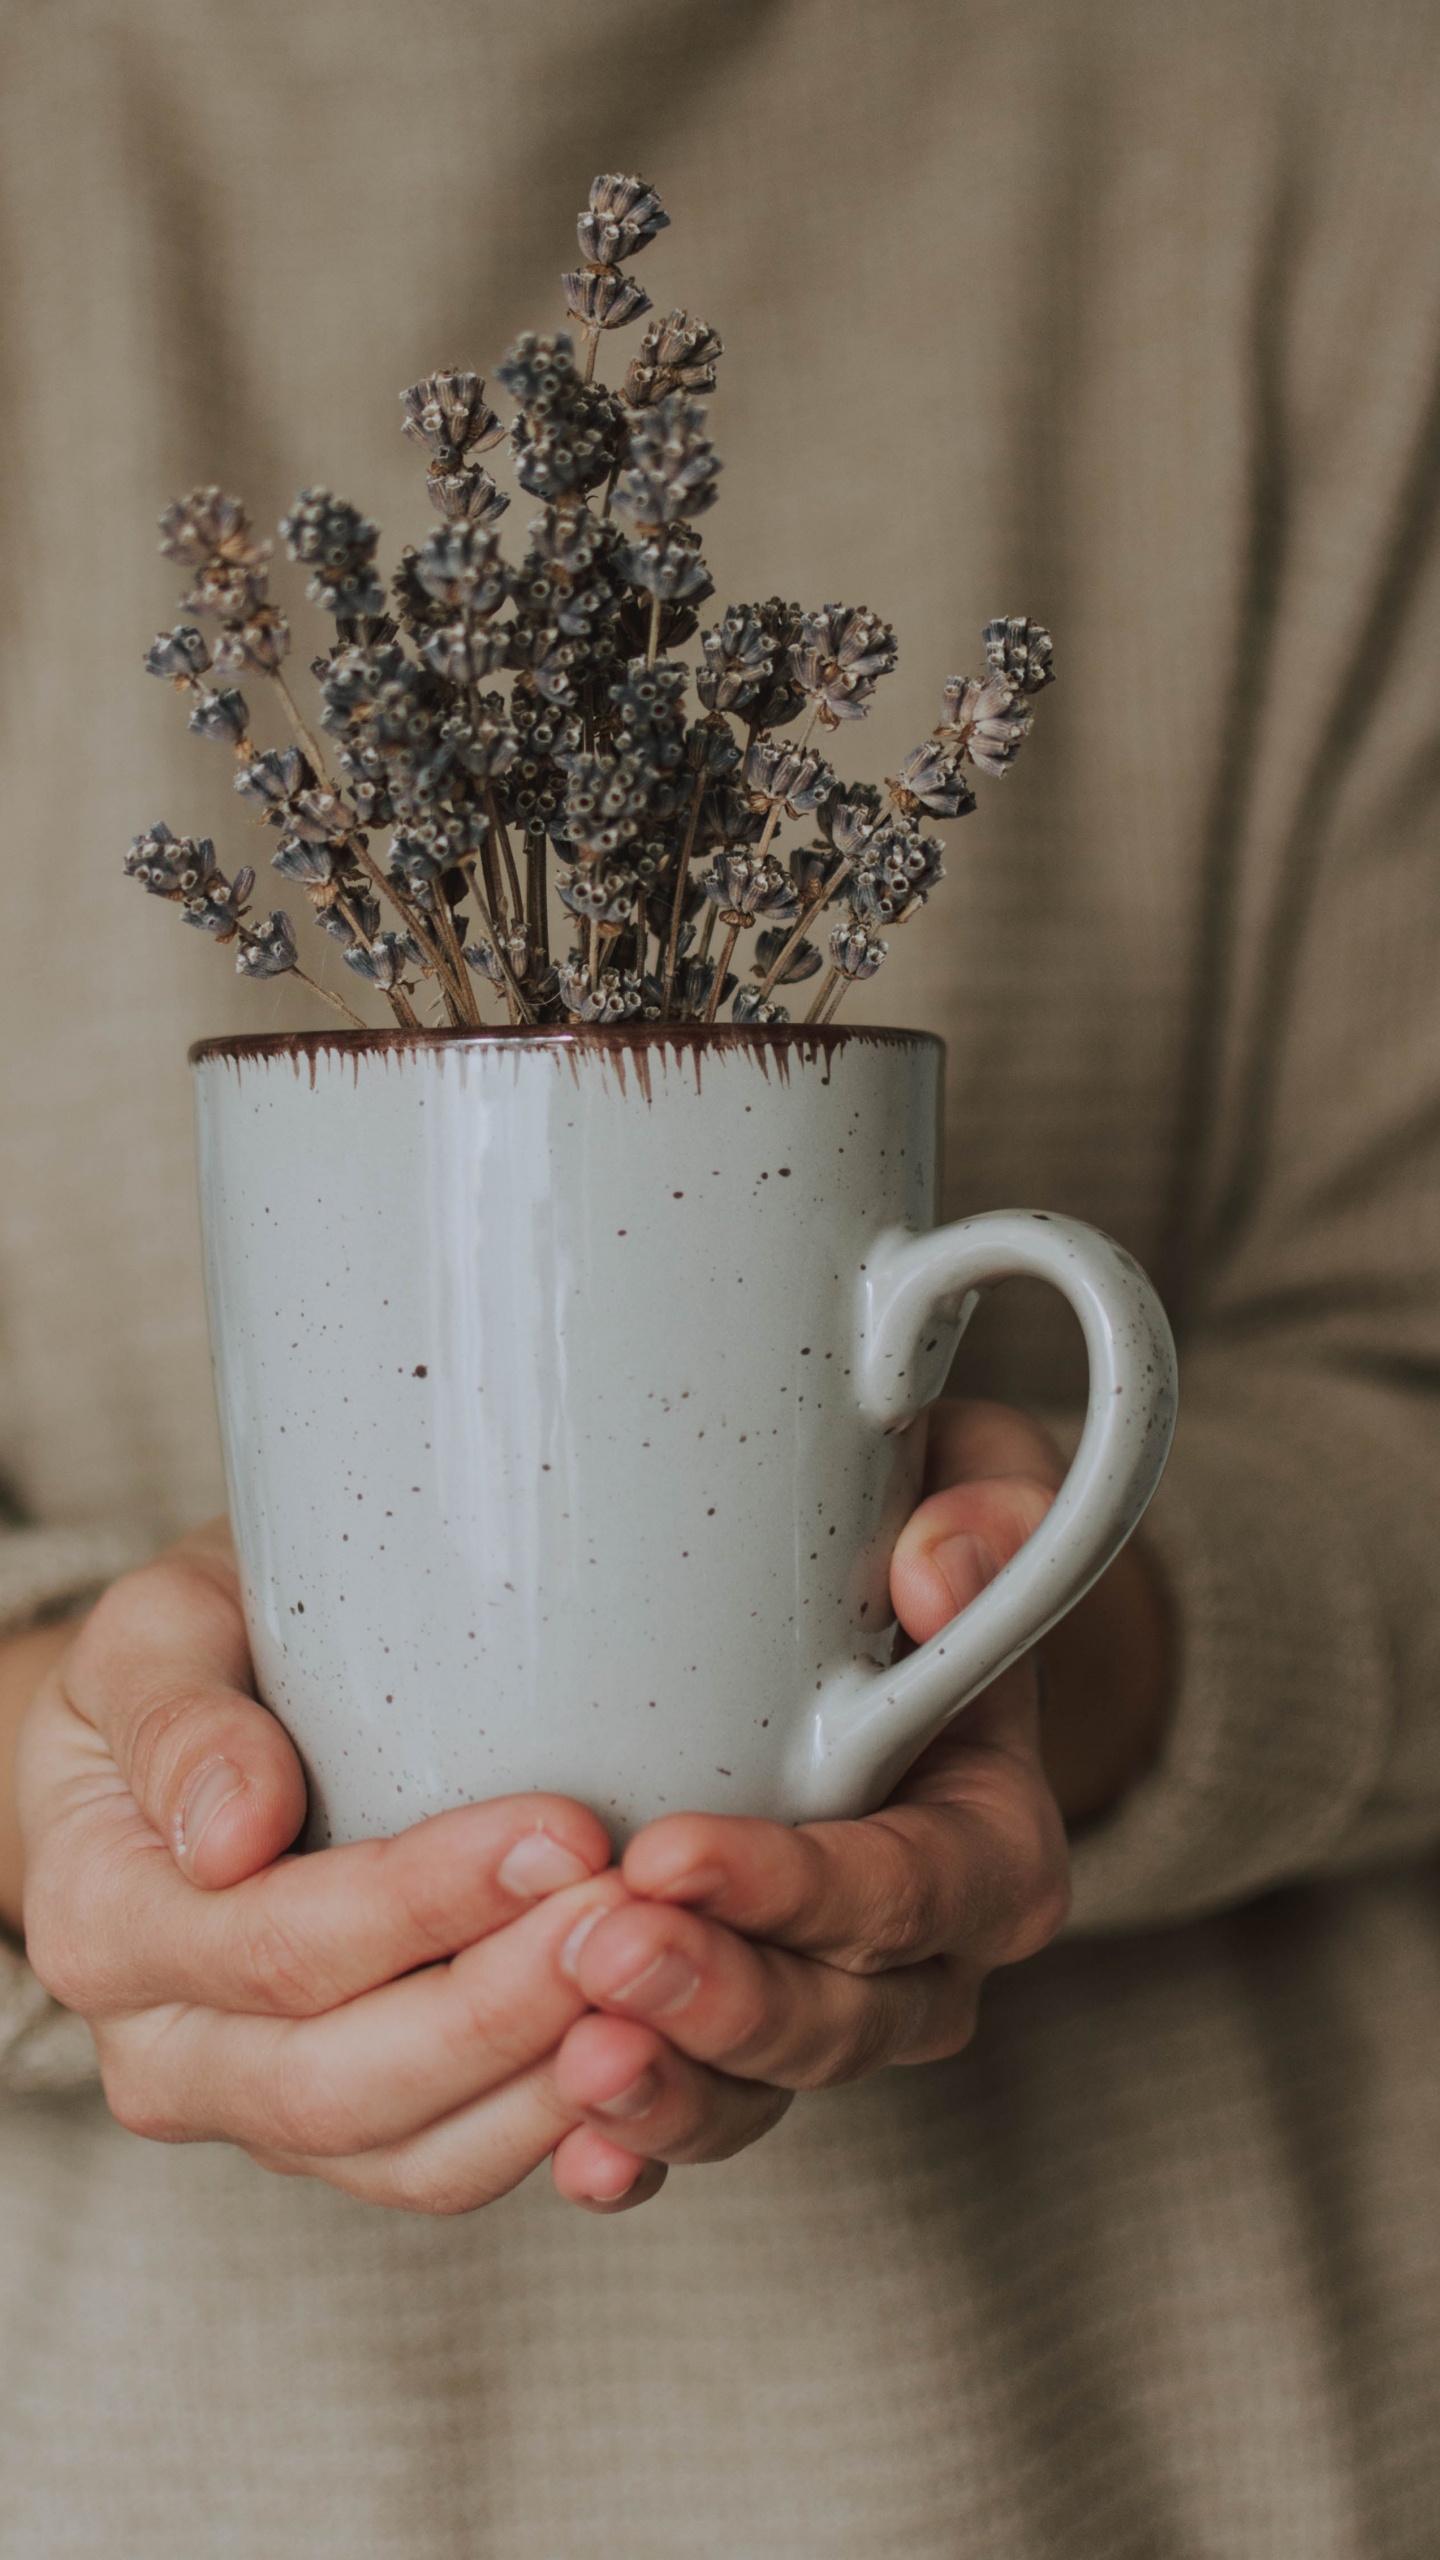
left=125, top=172, right=1054, bottom=1033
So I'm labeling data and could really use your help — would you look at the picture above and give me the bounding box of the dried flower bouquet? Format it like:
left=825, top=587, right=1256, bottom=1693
left=127, top=174, right=1053, bottom=1033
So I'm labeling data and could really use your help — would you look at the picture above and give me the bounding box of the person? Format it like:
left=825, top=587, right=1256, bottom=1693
left=1, top=3, right=1438, bottom=2551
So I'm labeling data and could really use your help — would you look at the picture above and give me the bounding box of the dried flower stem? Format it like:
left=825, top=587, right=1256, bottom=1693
left=265, top=665, right=466, bottom=1022
left=433, top=892, right=482, bottom=1026
left=133, top=185, right=1052, bottom=1039
left=749, top=706, right=822, bottom=873
left=804, top=966, right=840, bottom=1024
left=484, top=788, right=526, bottom=929
left=289, top=964, right=368, bottom=1029
left=332, top=888, right=421, bottom=1029
left=269, top=667, right=334, bottom=795
left=525, top=831, right=550, bottom=965
left=461, top=858, right=533, bottom=1023
left=348, top=838, right=467, bottom=1018
left=751, top=854, right=853, bottom=1006
left=659, top=765, right=708, bottom=1019
left=702, top=920, right=741, bottom=1024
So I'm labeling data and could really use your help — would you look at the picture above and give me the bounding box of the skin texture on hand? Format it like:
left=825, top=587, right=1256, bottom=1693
left=15, top=1526, right=648, bottom=2215
left=6, top=1401, right=1171, bottom=2216
left=547, top=1400, right=1172, bottom=2209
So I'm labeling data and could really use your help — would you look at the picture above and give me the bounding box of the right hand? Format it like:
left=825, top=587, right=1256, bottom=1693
left=16, top=1522, right=656, bottom=2214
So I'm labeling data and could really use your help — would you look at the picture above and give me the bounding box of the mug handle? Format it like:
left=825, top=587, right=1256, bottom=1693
left=784, top=1211, right=1178, bottom=1822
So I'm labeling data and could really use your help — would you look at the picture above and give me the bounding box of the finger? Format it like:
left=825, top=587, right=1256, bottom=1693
left=921, top=1399, right=1067, bottom=1497
left=96, top=1871, right=630, bottom=2157
left=551, top=2128, right=670, bottom=2214
left=561, top=1891, right=961, bottom=2085
left=621, top=1672, right=1064, bottom=1975
left=25, top=1774, right=614, bottom=2019
left=46, top=1535, right=306, bottom=1888
left=890, top=1473, right=1056, bottom=1646
left=553, top=2011, right=792, bottom=2162
left=249, top=2057, right=598, bottom=2217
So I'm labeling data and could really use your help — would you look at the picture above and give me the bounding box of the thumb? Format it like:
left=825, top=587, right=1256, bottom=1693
left=890, top=1474, right=1057, bottom=1646
left=49, top=1531, right=307, bottom=1890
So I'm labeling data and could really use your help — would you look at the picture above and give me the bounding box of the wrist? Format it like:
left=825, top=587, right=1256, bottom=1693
left=0, top=1619, right=77, bottom=1937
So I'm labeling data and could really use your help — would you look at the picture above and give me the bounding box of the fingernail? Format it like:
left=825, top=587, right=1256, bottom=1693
left=930, top=1533, right=1000, bottom=1612
left=648, top=1862, right=725, bottom=1907
left=603, top=1950, right=700, bottom=2019
left=177, top=1758, right=244, bottom=1864
left=592, top=2068, right=659, bottom=2121
left=560, top=1905, right=609, bottom=1981
left=497, top=1831, right=595, bottom=1900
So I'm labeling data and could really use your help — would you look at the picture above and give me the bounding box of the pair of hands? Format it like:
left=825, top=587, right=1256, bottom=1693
left=14, top=1402, right=1168, bottom=2216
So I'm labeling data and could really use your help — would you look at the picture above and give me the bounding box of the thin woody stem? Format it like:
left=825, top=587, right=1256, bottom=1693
left=347, top=840, right=467, bottom=1016
left=269, top=666, right=335, bottom=791
left=484, top=788, right=526, bottom=927
left=645, top=590, right=662, bottom=667
left=816, top=973, right=849, bottom=1025
left=702, top=919, right=740, bottom=1024
left=659, top=765, right=708, bottom=1019
left=751, top=855, right=853, bottom=1007
left=747, top=705, right=822, bottom=875
left=525, top=828, right=550, bottom=966
left=290, top=966, right=368, bottom=1029
left=583, top=326, right=601, bottom=386
left=265, top=666, right=468, bottom=1015
left=803, top=965, right=840, bottom=1025
left=461, top=859, right=533, bottom=1024
left=340, top=901, right=419, bottom=1031
left=328, top=890, right=416, bottom=1028
left=433, top=890, right=482, bottom=1026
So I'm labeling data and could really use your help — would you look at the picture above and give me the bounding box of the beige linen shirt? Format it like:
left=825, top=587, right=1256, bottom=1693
left=1, top=4, right=1439, bottom=2553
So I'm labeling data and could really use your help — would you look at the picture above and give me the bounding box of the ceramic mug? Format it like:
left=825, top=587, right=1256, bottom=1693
left=192, top=1025, right=1177, bottom=1845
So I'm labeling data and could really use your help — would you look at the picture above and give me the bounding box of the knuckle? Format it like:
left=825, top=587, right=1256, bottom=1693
left=229, top=1904, right=329, bottom=2016
left=373, top=2144, right=503, bottom=2218
left=264, top=2048, right=366, bottom=2160
left=446, top=1958, right=550, bottom=2079
left=827, top=1840, right=943, bottom=1974
left=98, top=2048, right=188, bottom=2146
left=675, top=2083, right=792, bottom=2165
left=1008, top=1863, right=1072, bottom=1962
left=709, top=1981, right=782, bottom=2080
left=22, top=1890, right=92, bottom=2017
left=125, top=1687, right=222, bottom=1819
left=375, top=1839, right=471, bottom=1967
left=907, top=1977, right=981, bottom=2066
left=790, top=1993, right=894, bottom=2090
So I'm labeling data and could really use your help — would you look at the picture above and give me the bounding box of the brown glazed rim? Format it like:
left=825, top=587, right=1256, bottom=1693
left=190, top=1021, right=945, bottom=1066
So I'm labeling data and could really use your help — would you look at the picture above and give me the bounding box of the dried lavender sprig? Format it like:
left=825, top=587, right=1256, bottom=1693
left=152, top=491, right=456, bottom=1026
left=133, top=175, right=1052, bottom=1043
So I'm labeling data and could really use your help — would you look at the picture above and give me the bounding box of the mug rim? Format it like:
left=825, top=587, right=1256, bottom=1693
left=189, top=1022, right=945, bottom=1067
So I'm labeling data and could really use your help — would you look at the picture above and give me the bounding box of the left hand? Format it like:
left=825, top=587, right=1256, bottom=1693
left=549, top=1399, right=1169, bottom=2214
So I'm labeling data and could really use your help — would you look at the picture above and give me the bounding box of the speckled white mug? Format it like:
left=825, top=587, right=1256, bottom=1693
left=192, top=1026, right=1176, bottom=1845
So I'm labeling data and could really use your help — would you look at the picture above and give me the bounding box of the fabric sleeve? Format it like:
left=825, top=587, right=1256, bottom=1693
left=1069, top=175, right=1440, bottom=1931
left=0, top=1519, right=152, bottom=2094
